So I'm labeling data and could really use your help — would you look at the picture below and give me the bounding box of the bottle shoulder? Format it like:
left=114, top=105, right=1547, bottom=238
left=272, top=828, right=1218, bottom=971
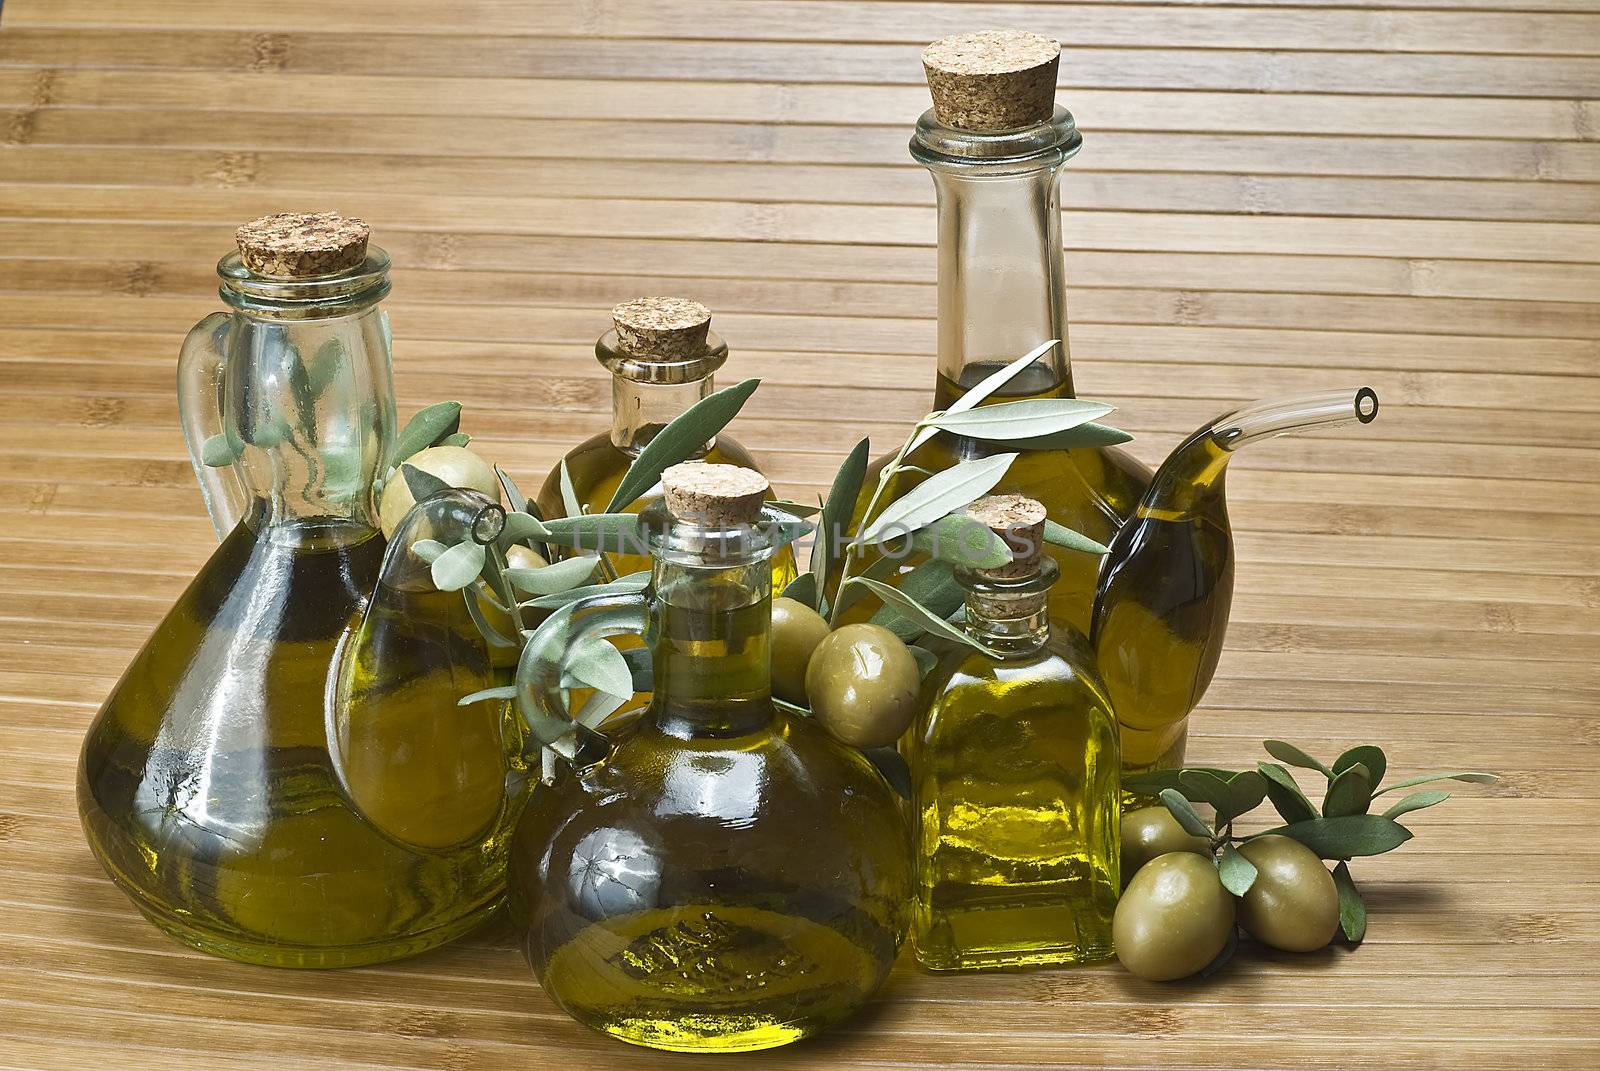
left=922, top=634, right=1116, bottom=724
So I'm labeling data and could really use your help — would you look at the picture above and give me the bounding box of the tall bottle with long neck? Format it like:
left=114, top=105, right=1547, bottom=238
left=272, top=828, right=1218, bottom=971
left=851, top=31, right=1150, bottom=634
left=1092, top=388, right=1380, bottom=779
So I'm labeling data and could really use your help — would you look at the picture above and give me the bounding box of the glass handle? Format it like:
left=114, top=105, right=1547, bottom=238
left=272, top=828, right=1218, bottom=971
left=518, top=590, right=650, bottom=770
left=177, top=312, right=250, bottom=539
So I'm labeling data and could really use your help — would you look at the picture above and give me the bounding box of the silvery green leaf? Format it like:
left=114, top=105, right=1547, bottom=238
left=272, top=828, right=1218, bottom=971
left=1259, top=761, right=1319, bottom=824
left=1254, top=814, right=1413, bottom=859
left=1123, top=767, right=1238, bottom=796
left=1371, top=770, right=1498, bottom=796
left=200, top=432, right=242, bottom=467
left=402, top=462, right=452, bottom=503
left=908, top=644, right=937, bottom=680
left=769, top=500, right=822, bottom=518
left=606, top=377, right=760, bottom=511
left=1333, top=861, right=1367, bottom=944
left=774, top=697, right=812, bottom=718
left=829, top=550, right=903, bottom=621
left=558, top=459, right=583, bottom=518
left=519, top=572, right=652, bottom=610
left=499, top=512, right=550, bottom=545
left=781, top=571, right=819, bottom=609
left=439, top=432, right=471, bottom=447
left=496, top=464, right=529, bottom=514
left=911, top=515, right=1011, bottom=568
left=410, top=538, right=449, bottom=563
left=998, top=422, right=1135, bottom=450
left=857, top=453, right=1017, bottom=545
left=1043, top=519, right=1110, bottom=556
left=458, top=685, right=517, bottom=706
left=392, top=401, right=462, bottom=465
left=905, top=340, right=1059, bottom=454
left=505, top=555, right=600, bottom=596
left=462, top=587, right=517, bottom=647
left=622, top=645, right=654, bottom=691
left=1323, top=762, right=1373, bottom=818
left=1217, top=843, right=1258, bottom=896
left=812, top=437, right=870, bottom=589
left=574, top=690, right=628, bottom=730
left=767, top=516, right=813, bottom=549
left=431, top=540, right=486, bottom=591
left=863, top=746, right=911, bottom=800
left=1381, top=790, right=1450, bottom=820
left=562, top=636, right=635, bottom=697
left=307, top=337, right=344, bottom=394
left=867, top=559, right=961, bottom=641
left=1263, top=739, right=1332, bottom=777
left=540, top=513, right=648, bottom=554
left=1334, top=744, right=1387, bottom=788
left=849, top=575, right=997, bottom=656
left=1158, top=788, right=1213, bottom=839
left=925, top=398, right=1115, bottom=442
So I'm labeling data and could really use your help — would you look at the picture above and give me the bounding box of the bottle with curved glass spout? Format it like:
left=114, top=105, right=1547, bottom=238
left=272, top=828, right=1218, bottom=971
left=78, top=213, right=518, bottom=967
left=908, top=495, right=1120, bottom=972
left=537, top=297, right=795, bottom=591
left=843, top=32, right=1150, bottom=635
left=1092, top=388, right=1380, bottom=781
left=510, top=463, right=910, bottom=1053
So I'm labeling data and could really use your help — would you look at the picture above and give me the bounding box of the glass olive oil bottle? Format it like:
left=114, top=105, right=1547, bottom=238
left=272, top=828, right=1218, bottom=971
left=78, top=215, right=518, bottom=967
left=511, top=463, right=910, bottom=1051
left=908, top=495, right=1120, bottom=971
left=845, top=32, right=1150, bottom=635
left=537, top=298, right=795, bottom=590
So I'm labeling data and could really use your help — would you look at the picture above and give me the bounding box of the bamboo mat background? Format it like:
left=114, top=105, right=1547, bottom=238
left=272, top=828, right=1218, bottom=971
left=1, top=0, right=1597, bottom=1068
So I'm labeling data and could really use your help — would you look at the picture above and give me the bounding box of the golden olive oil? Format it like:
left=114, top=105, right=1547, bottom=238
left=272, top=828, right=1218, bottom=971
left=78, top=510, right=516, bottom=967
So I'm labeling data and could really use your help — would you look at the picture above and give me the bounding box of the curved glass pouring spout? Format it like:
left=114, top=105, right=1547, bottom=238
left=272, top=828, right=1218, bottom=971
left=1090, top=388, right=1380, bottom=783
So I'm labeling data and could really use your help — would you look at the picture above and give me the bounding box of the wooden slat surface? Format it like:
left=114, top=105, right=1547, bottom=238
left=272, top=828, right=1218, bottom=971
left=0, top=0, right=1596, bottom=1067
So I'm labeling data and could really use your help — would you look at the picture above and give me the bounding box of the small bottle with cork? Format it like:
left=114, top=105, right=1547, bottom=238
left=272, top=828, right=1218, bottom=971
left=537, top=297, right=796, bottom=589
left=906, top=493, right=1122, bottom=971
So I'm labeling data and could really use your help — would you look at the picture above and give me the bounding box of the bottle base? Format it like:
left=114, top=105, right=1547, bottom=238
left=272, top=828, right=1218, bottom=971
left=585, top=1015, right=824, bottom=1053
left=132, top=893, right=501, bottom=969
left=913, top=941, right=1116, bottom=973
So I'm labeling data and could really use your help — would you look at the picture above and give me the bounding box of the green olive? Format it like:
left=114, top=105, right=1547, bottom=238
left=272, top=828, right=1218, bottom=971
left=1121, top=806, right=1212, bottom=884
left=1113, top=852, right=1235, bottom=982
left=804, top=623, right=920, bottom=748
left=379, top=444, right=501, bottom=539
left=503, top=544, right=548, bottom=572
left=770, top=597, right=831, bottom=705
left=1235, top=834, right=1340, bottom=952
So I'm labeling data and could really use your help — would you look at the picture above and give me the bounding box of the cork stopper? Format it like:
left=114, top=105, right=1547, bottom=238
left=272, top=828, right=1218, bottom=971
left=922, top=31, right=1060, bottom=132
left=235, top=212, right=371, bottom=278
left=966, top=494, right=1047, bottom=578
left=612, top=297, right=713, bottom=359
left=661, top=462, right=768, bottom=526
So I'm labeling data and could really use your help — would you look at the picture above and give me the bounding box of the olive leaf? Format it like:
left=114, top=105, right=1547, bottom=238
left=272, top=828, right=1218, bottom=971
left=462, top=587, right=517, bottom=648
left=907, top=644, right=938, bottom=680
left=1323, top=762, right=1373, bottom=818
left=1256, top=814, right=1413, bottom=859
left=848, top=575, right=998, bottom=656
left=924, top=398, right=1115, bottom=443
left=431, top=539, right=486, bottom=592
left=458, top=684, right=518, bottom=706
left=769, top=500, right=822, bottom=518
left=1043, top=518, right=1109, bottom=556
left=496, top=464, right=530, bottom=514
left=1123, top=767, right=1238, bottom=795
left=574, top=690, right=629, bottom=730
left=812, top=437, right=869, bottom=592
left=519, top=572, right=652, bottom=611
left=910, top=515, right=1012, bottom=568
left=558, top=458, right=583, bottom=518
left=499, top=512, right=549, bottom=545
left=1381, top=790, right=1451, bottom=820
left=561, top=635, right=635, bottom=697
left=1258, top=761, right=1319, bottom=824
left=402, top=462, right=452, bottom=503
left=904, top=339, right=1059, bottom=455
left=828, top=548, right=903, bottom=621
left=866, top=559, right=961, bottom=641
left=1158, top=788, right=1213, bottom=839
left=1333, top=861, right=1367, bottom=944
left=781, top=571, right=819, bottom=609
left=1333, top=744, right=1387, bottom=788
left=439, top=431, right=471, bottom=447
left=605, top=377, right=760, bottom=511
left=621, top=645, right=654, bottom=692
left=1372, top=771, right=1498, bottom=796
left=410, top=538, right=449, bottom=563
left=864, top=746, right=912, bottom=800
left=539, top=513, right=648, bottom=554
left=1181, top=769, right=1267, bottom=825
left=1216, top=843, right=1258, bottom=897
left=200, top=431, right=244, bottom=467
left=504, top=556, right=600, bottom=596
left=999, top=422, right=1135, bottom=450
left=1263, top=740, right=1332, bottom=777
left=856, top=453, right=1018, bottom=546
left=392, top=401, right=462, bottom=465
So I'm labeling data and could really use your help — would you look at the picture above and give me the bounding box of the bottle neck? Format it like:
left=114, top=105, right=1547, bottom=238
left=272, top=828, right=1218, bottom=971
left=611, top=376, right=714, bottom=456
left=959, top=558, right=1058, bottom=658
left=646, top=520, right=776, bottom=738
left=915, top=107, right=1080, bottom=403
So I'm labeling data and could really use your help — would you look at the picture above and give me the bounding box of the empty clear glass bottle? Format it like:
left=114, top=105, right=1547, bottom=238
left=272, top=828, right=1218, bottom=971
left=510, top=463, right=910, bottom=1051
left=908, top=495, right=1120, bottom=971
left=77, top=215, right=519, bottom=967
